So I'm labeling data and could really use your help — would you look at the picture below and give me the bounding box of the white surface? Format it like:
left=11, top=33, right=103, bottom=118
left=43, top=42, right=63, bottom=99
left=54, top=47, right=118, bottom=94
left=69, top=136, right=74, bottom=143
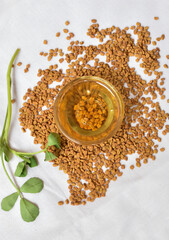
left=0, top=0, right=169, bottom=239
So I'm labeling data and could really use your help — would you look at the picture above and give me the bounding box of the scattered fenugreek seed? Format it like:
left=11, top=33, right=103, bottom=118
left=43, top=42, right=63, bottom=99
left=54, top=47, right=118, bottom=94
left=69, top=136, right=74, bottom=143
left=17, top=62, right=22, bottom=66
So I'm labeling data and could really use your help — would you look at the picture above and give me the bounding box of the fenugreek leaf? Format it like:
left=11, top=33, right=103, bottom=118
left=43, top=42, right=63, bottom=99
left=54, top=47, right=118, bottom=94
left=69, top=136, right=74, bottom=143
left=20, top=177, right=43, bottom=193
left=20, top=198, right=39, bottom=222
left=20, top=166, right=27, bottom=177
left=14, top=161, right=25, bottom=177
left=27, top=156, right=38, bottom=168
left=47, top=133, right=61, bottom=149
left=45, top=151, right=57, bottom=161
left=1, top=192, right=19, bottom=211
left=19, top=155, right=31, bottom=164
left=3, top=145, right=11, bottom=162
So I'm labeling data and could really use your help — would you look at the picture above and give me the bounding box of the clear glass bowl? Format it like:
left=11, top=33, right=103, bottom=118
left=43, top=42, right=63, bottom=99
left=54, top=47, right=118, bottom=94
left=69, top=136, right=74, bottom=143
left=54, top=76, right=124, bottom=145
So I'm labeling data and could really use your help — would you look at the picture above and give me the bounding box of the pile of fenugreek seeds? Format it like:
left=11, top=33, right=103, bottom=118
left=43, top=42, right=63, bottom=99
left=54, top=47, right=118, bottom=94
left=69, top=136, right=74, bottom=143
left=18, top=19, right=169, bottom=206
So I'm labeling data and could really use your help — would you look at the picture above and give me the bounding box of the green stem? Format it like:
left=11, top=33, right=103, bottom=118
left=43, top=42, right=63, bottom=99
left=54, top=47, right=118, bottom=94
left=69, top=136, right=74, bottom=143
left=1, top=151, right=22, bottom=198
left=9, top=147, right=47, bottom=156
left=4, top=48, right=20, bottom=143
left=0, top=108, right=8, bottom=145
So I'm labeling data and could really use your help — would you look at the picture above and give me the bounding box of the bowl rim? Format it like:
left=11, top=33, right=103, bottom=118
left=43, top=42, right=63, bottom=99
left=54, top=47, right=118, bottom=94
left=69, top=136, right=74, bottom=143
left=54, top=76, right=124, bottom=145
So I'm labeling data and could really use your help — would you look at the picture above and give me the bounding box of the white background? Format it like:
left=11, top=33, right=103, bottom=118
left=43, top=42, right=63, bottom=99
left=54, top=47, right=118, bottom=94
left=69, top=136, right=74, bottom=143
left=0, top=0, right=169, bottom=239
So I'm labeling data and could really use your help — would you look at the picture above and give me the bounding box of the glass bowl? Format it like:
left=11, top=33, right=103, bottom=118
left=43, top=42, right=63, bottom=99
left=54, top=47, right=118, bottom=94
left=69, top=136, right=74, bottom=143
left=54, top=76, right=124, bottom=145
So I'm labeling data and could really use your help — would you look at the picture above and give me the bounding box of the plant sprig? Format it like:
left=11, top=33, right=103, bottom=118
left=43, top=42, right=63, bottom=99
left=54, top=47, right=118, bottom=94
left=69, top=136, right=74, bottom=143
left=0, top=49, right=61, bottom=222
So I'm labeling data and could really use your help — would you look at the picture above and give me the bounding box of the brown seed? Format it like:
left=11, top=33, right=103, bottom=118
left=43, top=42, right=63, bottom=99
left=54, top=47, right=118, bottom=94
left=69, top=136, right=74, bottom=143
left=152, top=41, right=157, bottom=46
left=161, top=95, right=165, bottom=100
left=56, top=32, right=60, bottom=37
left=53, top=64, right=58, bottom=69
left=160, top=148, right=165, bottom=152
left=161, top=34, right=165, bottom=40
left=69, top=32, right=74, bottom=38
left=24, top=68, right=28, bottom=73
left=17, top=62, right=22, bottom=66
left=59, top=58, right=64, bottom=63
left=65, top=21, right=70, bottom=26
left=130, top=165, right=134, bottom=170
left=156, top=37, right=161, bottom=41
left=136, top=162, right=141, bottom=168
left=65, top=199, right=69, bottom=204
left=163, top=64, right=168, bottom=69
left=154, top=17, right=159, bottom=20
left=26, top=64, right=30, bottom=68
left=91, top=19, right=97, bottom=23
left=166, top=55, right=169, bottom=59
left=11, top=99, right=16, bottom=104
left=43, top=40, right=48, bottom=44
left=58, top=201, right=64, bottom=205
left=21, top=128, right=26, bottom=133
left=143, top=159, right=148, bottom=164
left=167, top=99, right=169, bottom=103
left=63, top=29, right=69, bottom=33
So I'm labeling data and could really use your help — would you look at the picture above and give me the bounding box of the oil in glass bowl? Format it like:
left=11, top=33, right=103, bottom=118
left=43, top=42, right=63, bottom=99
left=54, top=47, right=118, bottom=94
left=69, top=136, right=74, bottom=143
left=54, top=76, right=124, bottom=145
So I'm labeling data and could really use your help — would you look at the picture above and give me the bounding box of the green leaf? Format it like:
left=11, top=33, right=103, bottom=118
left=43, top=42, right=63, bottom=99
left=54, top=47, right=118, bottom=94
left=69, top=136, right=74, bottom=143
left=47, top=133, right=61, bottom=149
left=19, top=155, right=31, bottom=164
left=20, top=166, right=27, bottom=177
left=3, top=145, right=11, bottom=162
left=1, top=192, right=19, bottom=211
left=20, top=177, right=43, bottom=193
left=20, top=198, right=39, bottom=222
left=4, top=154, right=9, bottom=162
left=14, top=161, right=25, bottom=177
left=45, top=151, right=57, bottom=161
left=27, top=156, right=38, bottom=168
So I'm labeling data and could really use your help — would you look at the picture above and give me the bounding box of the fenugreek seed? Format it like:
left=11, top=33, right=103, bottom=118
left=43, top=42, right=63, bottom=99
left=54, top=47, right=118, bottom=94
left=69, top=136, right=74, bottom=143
left=24, top=68, right=28, bottom=73
left=167, top=99, right=169, bottom=103
left=91, top=19, right=97, bottom=23
left=56, top=32, right=60, bottom=37
left=43, top=40, right=47, bottom=44
left=26, top=64, right=30, bottom=68
left=136, top=162, right=141, bottom=168
left=11, top=99, right=16, bottom=104
left=121, top=165, right=125, bottom=169
left=48, top=56, right=52, bottom=61
left=163, top=64, right=168, bottom=69
left=63, top=29, right=69, bottom=33
left=39, top=52, right=44, bottom=56
left=154, top=16, right=159, bottom=20
left=53, top=64, right=58, bottom=69
left=65, top=21, right=70, bottom=26
left=161, top=95, right=165, bottom=100
left=130, top=165, right=134, bottom=170
left=21, top=128, right=26, bottom=133
left=143, top=159, right=148, bottom=164
left=160, top=148, right=165, bottom=152
left=161, top=34, right=165, bottom=40
left=166, top=55, right=169, bottom=59
left=65, top=199, right=69, bottom=204
left=17, top=62, right=22, bottom=66
left=152, top=41, right=157, bottom=46
left=59, top=58, right=64, bottom=63
left=156, top=37, right=161, bottom=41
left=69, top=32, right=74, bottom=38
left=58, top=201, right=64, bottom=205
